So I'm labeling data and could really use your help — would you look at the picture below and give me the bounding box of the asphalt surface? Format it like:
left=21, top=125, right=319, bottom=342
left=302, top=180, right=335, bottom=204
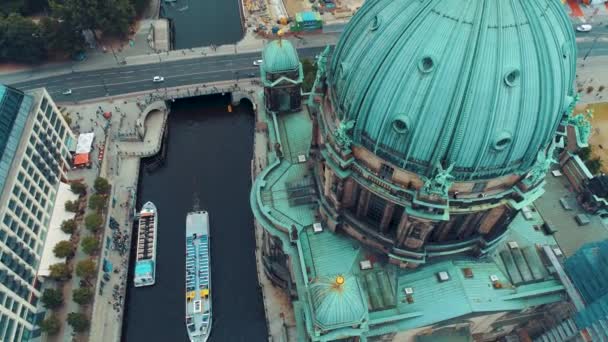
left=9, top=46, right=326, bottom=102
left=6, top=24, right=608, bottom=102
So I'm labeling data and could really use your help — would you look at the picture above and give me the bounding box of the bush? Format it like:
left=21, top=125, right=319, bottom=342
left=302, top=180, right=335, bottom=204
left=65, top=200, right=78, bottom=212
left=67, top=312, right=89, bottom=332
left=586, top=158, right=603, bottom=175
left=579, top=147, right=592, bottom=161
left=73, top=287, right=93, bottom=305
left=60, top=219, right=77, bottom=234
left=49, top=263, right=71, bottom=281
left=41, top=288, right=63, bottom=309
left=94, top=177, right=110, bottom=194
left=76, top=259, right=97, bottom=279
left=40, top=315, right=61, bottom=335
left=84, top=213, right=103, bottom=232
left=70, top=181, right=87, bottom=195
left=53, top=240, right=74, bottom=258
left=81, top=236, right=100, bottom=255
left=89, top=194, right=107, bottom=211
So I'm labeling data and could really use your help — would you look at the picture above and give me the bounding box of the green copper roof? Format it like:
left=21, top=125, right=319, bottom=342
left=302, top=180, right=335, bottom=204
left=309, top=275, right=367, bottom=330
left=328, top=0, right=576, bottom=180
left=262, top=40, right=300, bottom=74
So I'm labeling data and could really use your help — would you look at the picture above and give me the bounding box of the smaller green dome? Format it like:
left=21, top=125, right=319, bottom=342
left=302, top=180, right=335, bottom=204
left=262, top=40, right=300, bottom=73
left=310, top=275, right=367, bottom=330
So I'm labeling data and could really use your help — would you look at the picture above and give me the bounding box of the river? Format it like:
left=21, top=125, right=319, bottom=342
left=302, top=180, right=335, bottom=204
left=122, top=95, right=268, bottom=341
left=160, top=0, right=244, bottom=49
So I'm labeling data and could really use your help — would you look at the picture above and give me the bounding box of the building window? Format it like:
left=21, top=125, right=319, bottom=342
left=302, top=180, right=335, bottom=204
left=3, top=214, right=11, bottom=227
left=22, top=180, right=30, bottom=190
left=18, top=193, right=25, bottom=204
left=10, top=221, right=18, bottom=232
left=410, top=227, right=422, bottom=239
left=12, top=187, right=19, bottom=197
left=366, top=193, right=387, bottom=226
left=25, top=199, right=32, bottom=210
left=26, top=147, right=32, bottom=157
left=17, top=226, right=24, bottom=238
left=379, top=164, right=394, bottom=180
left=17, top=173, right=24, bottom=182
left=0, top=229, right=5, bottom=242
left=33, top=224, right=39, bottom=235
left=8, top=200, right=16, bottom=210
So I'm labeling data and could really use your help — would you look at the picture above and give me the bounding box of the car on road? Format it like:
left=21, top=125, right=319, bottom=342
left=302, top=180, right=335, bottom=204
left=153, top=76, right=164, bottom=82
left=253, top=59, right=263, bottom=66
left=247, top=73, right=256, bottom=78
left=576, top=24, right=592, bottom=32
left=62, top=89, right=72, bottom=95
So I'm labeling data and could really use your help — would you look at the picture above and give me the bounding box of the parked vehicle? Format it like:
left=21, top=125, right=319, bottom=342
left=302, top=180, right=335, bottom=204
left=576, top=24, right=592, bottom=32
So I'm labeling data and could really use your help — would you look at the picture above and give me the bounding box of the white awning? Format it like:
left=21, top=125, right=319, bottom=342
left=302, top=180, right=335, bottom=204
left=75, top=132, right=95, bottom=154
left=38, top=183, right=78, bottom=278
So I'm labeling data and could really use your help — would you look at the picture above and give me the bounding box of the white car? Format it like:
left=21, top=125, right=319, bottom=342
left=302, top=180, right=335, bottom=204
left=62, top=89, right=72, bottom=95
left=576, top=24, right=592, bottom=32
left=253, top=59, right=263, bottom=66
left=153, top=76, right=164, bottom=82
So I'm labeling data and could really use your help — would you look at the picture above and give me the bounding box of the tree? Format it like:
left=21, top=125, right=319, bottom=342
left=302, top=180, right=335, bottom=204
left=81, top=236, right=99, bottom=255
left=51, top=0, right=134, bottom=38
left=61, top=219, right=77, bottom=234
left=0, top=14, right=47, bottom=64
left=65, top=200, right=78, bottom=212
left=70, top=181, right=87, bottom=196
left=301, top=58, right=317, bottom=92
left=40, top=315, right=61, bottom=335
left=41, top=288, right=63, bottom=309
left=39, top=17, right=85, bottom=58
left=579, top=147, right=592, bottom=161
left=93, top=177, right=111, bottom=194
left=89, top=194, right=107, bottom=211
left=587, top=158, right=603, bottom=175
left=67, top=312, right=89, bottom=332
left=72, top=287, right=94, bottom=305
left=53, top=240, right=74, bottom=258
left=76, top=259, right=97, bottom=279
left=49, top=263, right=71, bottom=281
left=84, top=213, right=103, bottom=232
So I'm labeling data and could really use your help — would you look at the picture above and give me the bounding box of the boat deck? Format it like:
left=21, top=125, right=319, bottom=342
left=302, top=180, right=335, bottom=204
left=136, top=210, right=156, bottom=261
left=186, top=211, right=211, bottom=341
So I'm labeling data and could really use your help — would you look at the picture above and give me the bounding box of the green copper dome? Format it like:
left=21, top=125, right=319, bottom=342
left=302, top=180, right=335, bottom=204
left=328, top=0, right=576, bottom=180
left=309, top=275, right=367, bottom=330
left=262, top=40, right=300, bottom=73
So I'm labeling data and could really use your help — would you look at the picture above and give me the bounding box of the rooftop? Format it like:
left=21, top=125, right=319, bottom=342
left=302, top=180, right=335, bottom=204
left=250, top=93, right=568, bottom=340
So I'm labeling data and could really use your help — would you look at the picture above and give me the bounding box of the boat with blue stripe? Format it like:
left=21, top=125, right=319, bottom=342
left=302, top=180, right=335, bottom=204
left=185, top=210, right=211, bottom=341
left=134, top=202, right=157, bottom=287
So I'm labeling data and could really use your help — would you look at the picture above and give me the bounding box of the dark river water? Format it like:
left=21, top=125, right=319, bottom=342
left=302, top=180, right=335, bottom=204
left=160, top=0, right=244, bottom=49
left=122, top=95, right=268, bottom=342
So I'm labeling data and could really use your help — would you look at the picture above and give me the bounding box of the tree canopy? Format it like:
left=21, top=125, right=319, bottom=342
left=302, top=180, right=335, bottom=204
left=70, top=181, right=87, bottom=196
left=41, top=288, right=63, bottom=309
left=51, top=0, right=134, bottom=38
left=93, top=177, right=111, bottom=194
left=84, top=213, right=103, bottom=232
left=53, top=240, right=74, bottom=258
left=64, top=200, right=78, bottom=212
left=40, top=315, right=61, bottom=335
left=60, top=219, right=77, bottom=234
left=67, top=312, right=89, bottom=332
left=89, top=194, right=107, bottom=211
left=73, top=287, right=93, bottom=305
left=49, top=263, right=71, bottom=281
left=0, top=14, right=47, bottom=64
left=81, top=236, right=99, bottom=255
left=76, top=259, right=97, bottom=279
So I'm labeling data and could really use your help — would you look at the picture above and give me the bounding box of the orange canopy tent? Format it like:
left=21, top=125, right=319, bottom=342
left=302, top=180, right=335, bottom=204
left=73, top=153, right=90, bottom=167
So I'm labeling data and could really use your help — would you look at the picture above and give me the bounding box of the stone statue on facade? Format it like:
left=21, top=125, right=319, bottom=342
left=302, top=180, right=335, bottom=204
left=567, top=109, right=593, bottom=146
left=334, top=120, right=355, bottom=149
left=526, top=143, right=556, bottom=185
left=421, top=163, right=455, bottom=198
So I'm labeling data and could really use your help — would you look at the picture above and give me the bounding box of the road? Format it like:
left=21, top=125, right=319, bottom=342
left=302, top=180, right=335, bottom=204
left=5, top=24, right=608, bottom=102
left=9, top=46, right=327, bottom=102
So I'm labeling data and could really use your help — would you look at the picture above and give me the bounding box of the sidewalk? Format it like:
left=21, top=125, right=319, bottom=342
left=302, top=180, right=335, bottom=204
left=576, top=55, right=608, bottom=104
left=565, top=0, right=608, bottom=22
